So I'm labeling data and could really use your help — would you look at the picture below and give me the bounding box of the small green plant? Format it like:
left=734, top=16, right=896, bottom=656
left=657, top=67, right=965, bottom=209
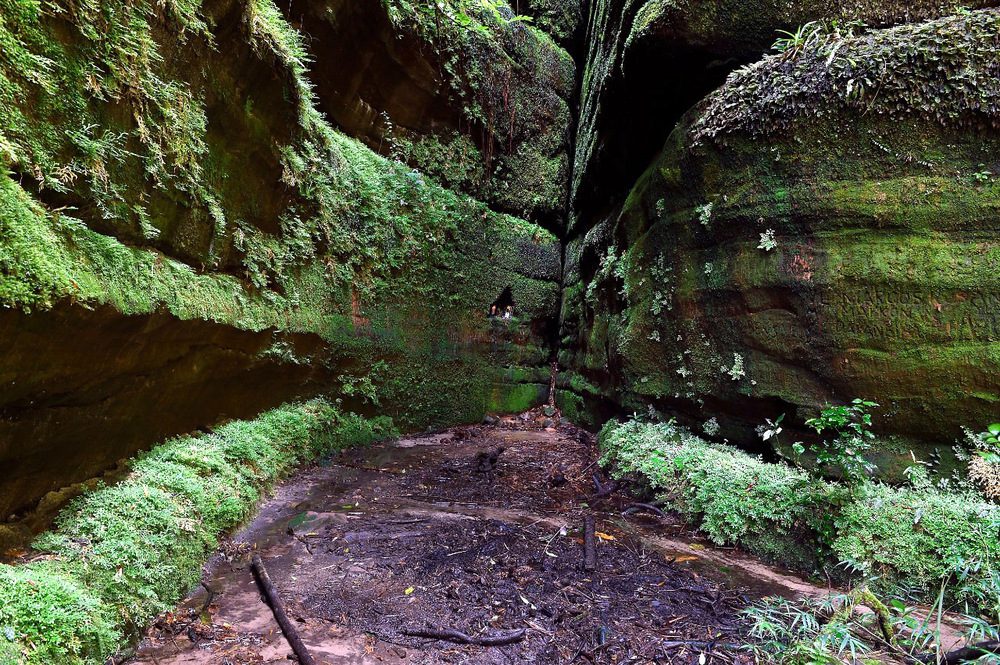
left=771, top=21, right=825, bottom=57
left=804, top=399, right=879, bottom=484
left=758, top=413, right=784, bottom=444
left=722, top=353, right=745, bottom=381
left=337, top=360, right=388, bottom=407
left=758, top=414, right=811, bottom=468
left=983, top=423, right=1000, bottom=447
left=971, top=165, right=993, bottom=184
left=745, top=583, right=1000, bottom=664
left=746, top=591, right=881, bottom=662
left=757, top=228, right=778, bottom=251
left=694, top=201, right=713, bottom=227
left=963, top=423, right=1000, bottom=501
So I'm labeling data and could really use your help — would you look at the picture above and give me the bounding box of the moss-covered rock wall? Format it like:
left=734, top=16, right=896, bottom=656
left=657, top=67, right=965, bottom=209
left=6, top=0, right=1000, bottom=529
left=569, top=0, right=1000, bottom=237
left=563, top=8, right=1000, bottom=459
left=0, top=0, right=562, bottom=524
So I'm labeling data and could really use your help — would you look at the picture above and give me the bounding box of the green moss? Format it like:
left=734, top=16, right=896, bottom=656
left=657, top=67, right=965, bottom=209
left=1, top=0, right=562, bottom=431
left=394, top=133, right=486, bottom=193
left=0, top=0, right=225, bottom=258
left=519, top=0, right=583, bottom=43
left=625, top=0, right=998, bottom=60
left=487, top=382, right=549, bottom=414
left=836, top=484, right=1000, bottom=614
left=571, top=37, right=1000, bottom=449
left=0, top=3, right=561, bottom=657
left=0, top=399, right=396, bottom=665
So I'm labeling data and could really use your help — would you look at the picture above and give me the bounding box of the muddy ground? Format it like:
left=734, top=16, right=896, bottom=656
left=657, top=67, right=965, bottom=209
left=128, top=411, right=824, bottom=665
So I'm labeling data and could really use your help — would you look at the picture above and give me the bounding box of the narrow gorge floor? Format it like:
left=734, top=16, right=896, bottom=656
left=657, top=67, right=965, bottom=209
left=129, top=413, right=822, bottom=665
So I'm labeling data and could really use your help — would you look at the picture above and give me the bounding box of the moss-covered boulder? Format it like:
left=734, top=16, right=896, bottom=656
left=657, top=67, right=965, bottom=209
left=571, top=0, right=999, bottom=236
left=566, top=9, right=1000, bottom=456
left=627, top=0, right=1000, bottom=61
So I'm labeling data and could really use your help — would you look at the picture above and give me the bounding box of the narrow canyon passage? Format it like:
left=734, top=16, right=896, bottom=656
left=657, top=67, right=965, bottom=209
left=4, top=1, right=1000, bottom=663
left=127, top=411, right=828, bottom=665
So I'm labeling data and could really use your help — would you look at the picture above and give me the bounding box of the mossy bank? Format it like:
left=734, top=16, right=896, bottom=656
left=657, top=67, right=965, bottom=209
left=600, top=417, right=1000, bottom=617
left=0, top=399, right=395, bottom=665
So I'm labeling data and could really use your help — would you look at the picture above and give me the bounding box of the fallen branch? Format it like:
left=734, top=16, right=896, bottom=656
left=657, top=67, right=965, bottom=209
left=661, top=640, right=741, bottom=651
left=830, top=586, right=896, bottom=646
left=920, top=641, right=1000, bottom=665
left=401, top=627, right=526, bottom=646
left=251, top=554, right=317, bottom=665
left=591, top=474, right=616, bottom=497
left=199, top=581, right=218, bottom=614
left=583, top=516, right=597, bottom=572
left=622, top=503, right=665, bottom=518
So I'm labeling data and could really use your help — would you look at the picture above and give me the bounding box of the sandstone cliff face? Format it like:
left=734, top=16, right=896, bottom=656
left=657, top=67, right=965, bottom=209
left=0, top=0, right=562, bottom=521
left=562, top=8, right=1000, bottom=459
left=281, top=0, right=576, bottom=231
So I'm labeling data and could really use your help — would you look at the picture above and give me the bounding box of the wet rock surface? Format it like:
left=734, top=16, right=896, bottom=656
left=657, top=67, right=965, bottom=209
left=126, top=412, right=820, bottom=664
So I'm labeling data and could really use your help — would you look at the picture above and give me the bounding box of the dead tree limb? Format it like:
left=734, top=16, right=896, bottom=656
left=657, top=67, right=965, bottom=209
left=548, top=361, right=558, bottom=406
left=622, top=503, right=666, bottom=518
left=920, top=641, right=1000, bottom=665
left=661, top=640, right=741, bottom=651
left=251, top=554, right=317, bottom=665
left=591, top=474, right=616, bottom=498
left=402, top=627, right=526, bottom=646
left=198, top=581, right=218, bottom=614
left=583, top=516, right=597, bottom=572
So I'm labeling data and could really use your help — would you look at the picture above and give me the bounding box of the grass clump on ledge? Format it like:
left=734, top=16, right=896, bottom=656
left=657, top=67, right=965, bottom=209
left=0, top=399, right=396, bottom=665
left=599, top=418, right=1000, bottom=617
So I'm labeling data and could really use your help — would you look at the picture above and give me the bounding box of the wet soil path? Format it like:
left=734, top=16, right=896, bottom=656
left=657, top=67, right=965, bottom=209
left=129, top=412, right=827, bottom=664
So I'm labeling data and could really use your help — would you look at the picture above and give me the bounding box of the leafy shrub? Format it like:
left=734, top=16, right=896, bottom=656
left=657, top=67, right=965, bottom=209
left=834, top=484, right=1000, bottom=616
left=0, top=563, right=116, bottom=665
left=0, top=399, right=395, bottom=665
left=958, top=424, right=1000, bottom=501
left=803, top=399, right=880, bottom=485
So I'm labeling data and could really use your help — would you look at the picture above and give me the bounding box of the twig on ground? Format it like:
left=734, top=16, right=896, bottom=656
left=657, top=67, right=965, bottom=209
left=920, top=641, right=1000, bottom=665
left=401, top=627, right=526, bottom=646
left=198, top=581, right=218, bottom=615
left=583, top=516, right=597, bottom=572
left=660, top=639, right=740, bottom=650
left=622, top=503, right=666, bottom=518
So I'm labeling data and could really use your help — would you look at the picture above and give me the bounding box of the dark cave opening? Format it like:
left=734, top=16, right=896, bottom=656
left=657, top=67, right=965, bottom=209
left=489, top=285, right=516, bottom=318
